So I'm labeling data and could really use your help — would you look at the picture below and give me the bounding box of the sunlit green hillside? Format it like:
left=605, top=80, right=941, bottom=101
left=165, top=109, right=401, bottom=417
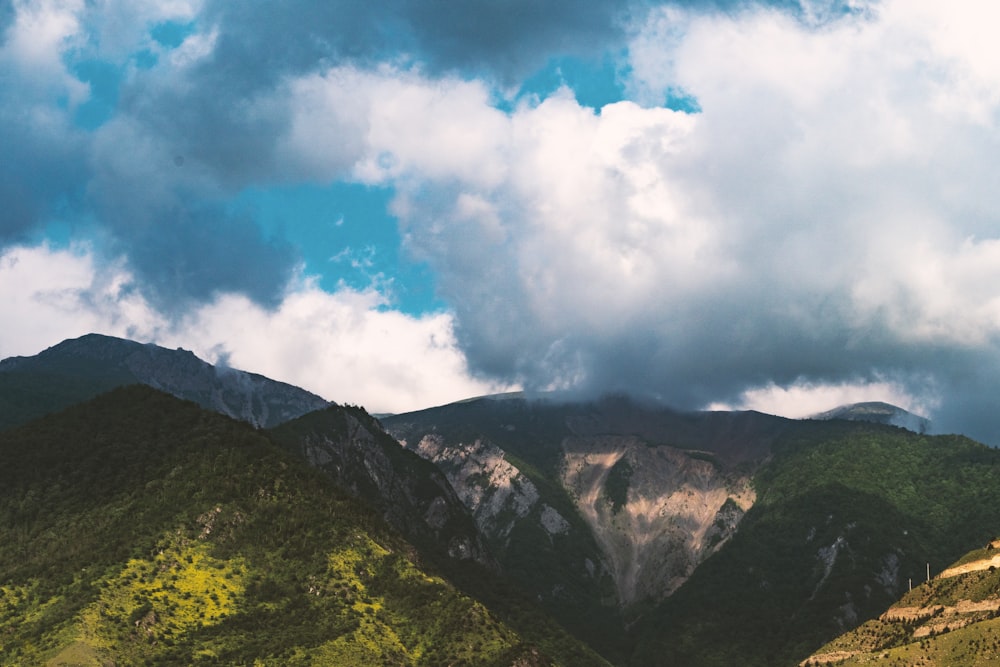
left=0, top=386, right=606, bottom=666
left=805, top=539, right=1000, bottom=665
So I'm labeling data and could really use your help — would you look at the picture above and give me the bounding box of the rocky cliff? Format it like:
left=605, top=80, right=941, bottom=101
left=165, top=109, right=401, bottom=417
left=383, top=395, right=786, bottom=617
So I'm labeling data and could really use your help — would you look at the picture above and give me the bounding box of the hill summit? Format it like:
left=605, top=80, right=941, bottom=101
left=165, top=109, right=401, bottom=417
left=0, top=333, right=329, bottom=429
left=812, top=401, right=930, bottom=434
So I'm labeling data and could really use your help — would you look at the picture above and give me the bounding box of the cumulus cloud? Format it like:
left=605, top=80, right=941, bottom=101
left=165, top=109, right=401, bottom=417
left=171, top=281, right=508, bottom=412
left=0, top=244, right=503, bottom=412
left=9, top=0, right=1000, bottom=444
left=0, top=243, right=164, bottom=354
left=247, top=1, right=1000, bottom=442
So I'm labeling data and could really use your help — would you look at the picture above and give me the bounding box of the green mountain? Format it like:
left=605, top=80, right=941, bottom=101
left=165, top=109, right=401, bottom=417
left=630, top=420, right=1000, bottom=666
left=0, top=386, right=608, bottom=666
left=383, top=396, right=1000, bottom=666
left=804, top=539, right=1000, bottom=665
left=0, top=333, right=329, bottom=431
left=8, top=335, right=1000, bottom=666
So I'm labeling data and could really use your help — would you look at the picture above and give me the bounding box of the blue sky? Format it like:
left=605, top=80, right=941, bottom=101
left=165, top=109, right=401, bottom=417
left=6, top=0, right=1000, bottom=442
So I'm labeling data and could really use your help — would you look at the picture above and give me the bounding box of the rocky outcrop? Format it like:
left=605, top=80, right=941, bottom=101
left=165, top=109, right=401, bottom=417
left=408, top=434, right=547, bottom=541
left=561, top=435, right=755, bottom=607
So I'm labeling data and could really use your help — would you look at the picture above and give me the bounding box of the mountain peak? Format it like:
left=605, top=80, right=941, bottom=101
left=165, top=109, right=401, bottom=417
left=811, top=401, right=930, bottom=434
left=0, top=333, right=329, bottom=429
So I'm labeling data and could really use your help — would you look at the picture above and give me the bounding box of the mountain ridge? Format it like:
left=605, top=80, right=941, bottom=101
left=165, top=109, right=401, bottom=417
left=803, top=538, right=1000, bottom=665
left=0, top=333, right=329, bottom=430
left=2, top=333, right=990, bottom=666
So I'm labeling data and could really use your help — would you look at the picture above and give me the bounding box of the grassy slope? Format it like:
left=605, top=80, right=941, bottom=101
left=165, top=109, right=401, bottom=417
left=0, top=386, right=607, bottom=667
left=806, top=550, right=1000, bottom=665
left=631, top=421, right=1000, bottom=667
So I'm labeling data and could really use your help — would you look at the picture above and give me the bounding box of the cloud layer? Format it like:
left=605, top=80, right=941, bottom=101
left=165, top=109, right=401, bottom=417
left=6, top=1, right=1000, bottom=440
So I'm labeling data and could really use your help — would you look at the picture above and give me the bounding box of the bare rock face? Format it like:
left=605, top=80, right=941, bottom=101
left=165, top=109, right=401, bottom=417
left=386, top=395, right=782, bottom=614
left=409, top=434, right=545, bottom=541
left=561, top=435, right=755, bottom=607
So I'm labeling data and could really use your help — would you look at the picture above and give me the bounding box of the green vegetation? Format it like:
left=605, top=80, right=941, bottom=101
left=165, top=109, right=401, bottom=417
left=0, top=386, right=606, bottom=666
left=604, top=457, right=632, bottom=514
left=383, top=399, right=628, bottom=662
left=0, top=366, right=133, bottom=431
left=632, top=421, right=1000, bottom=667
left=806, top=544, right=1000, bottom=666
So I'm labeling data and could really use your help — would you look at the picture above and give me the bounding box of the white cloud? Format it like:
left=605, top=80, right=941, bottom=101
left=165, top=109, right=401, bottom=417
left=1, top=0, right=88, bottom=104
left=257, top=0, right=1000, bottom=437
left=0, top=244, right=507, bottom=413
left=280, top=66, right=509, bottom=188
left=170, top=279, right=511, bottom=413
left=707, top=378, right=937, bottom=420
left=0, top=244, right=164, bottom=357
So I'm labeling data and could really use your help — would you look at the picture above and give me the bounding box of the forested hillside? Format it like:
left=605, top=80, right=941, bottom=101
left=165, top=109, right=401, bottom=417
left=0, top=386, right=606, bottom=666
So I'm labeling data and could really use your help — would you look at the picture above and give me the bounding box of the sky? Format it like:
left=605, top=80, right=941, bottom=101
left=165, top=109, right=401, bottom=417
left=5, top=0, right=1000, bottom=442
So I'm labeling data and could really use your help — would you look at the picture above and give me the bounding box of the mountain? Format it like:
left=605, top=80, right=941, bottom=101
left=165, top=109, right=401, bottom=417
left=812, top=401, right=930, bottom=434
left=0, top=386, right=609, bottom=666
left=803, top=539, right=1000, bottom=665
left=0, top=333, right=329, bottom=430
left=381, top=394, right=792, bottom=659
left=7, top=334, right=1000, bottom=665
left=269, top=405, right=495, bottom=568
left=0, top=334, right=486, bottom=570
left=383, top=394, right=1000, bottom=666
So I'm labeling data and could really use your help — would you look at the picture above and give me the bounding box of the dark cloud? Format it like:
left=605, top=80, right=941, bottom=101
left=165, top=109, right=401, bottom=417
left=117, top=203, right=296, bottom=311
left=198, top=0, right=827, bottom=87
left=198, top=0, right=627, bottom=86
left=0, top=99, right=87, bottom=243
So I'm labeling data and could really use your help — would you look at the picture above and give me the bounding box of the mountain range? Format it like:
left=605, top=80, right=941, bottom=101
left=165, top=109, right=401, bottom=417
left=0, top=333, right=993, bottom=666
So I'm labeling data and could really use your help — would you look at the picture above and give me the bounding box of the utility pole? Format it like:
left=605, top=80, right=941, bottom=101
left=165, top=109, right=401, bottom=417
left=927, top=563, right=931, bottom=582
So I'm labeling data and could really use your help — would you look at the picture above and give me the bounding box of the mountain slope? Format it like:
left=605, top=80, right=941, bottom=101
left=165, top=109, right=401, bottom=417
left=804, top=540, right=1000, bottom=665
left=813, top=401, right=930, bottom=434
left=0, top=386, right=608, bottom=666
left=382, top=394, right=790, bottom=659
left=269, top=405, right=494, bottom=568
left=632, top=420, right=1000, bottom=666
left=0, top=333, right=329, bottom=430
left=384, top=395, right=1000, bottom=666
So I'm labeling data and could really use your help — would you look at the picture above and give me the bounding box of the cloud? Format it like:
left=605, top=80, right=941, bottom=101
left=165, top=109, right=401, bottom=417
left=198, top=0, right=628, bottom=86
left=10, top=0, right=1000, bottom=444
left=0, top=243, right=164, bottom=355
left=244, top=1, right=1000, bottom=442
left=172, top=280, right=508, bottom=412
left=0, top=243, right=504, bottom=412
left=707, top=378, right=937, bottom=420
